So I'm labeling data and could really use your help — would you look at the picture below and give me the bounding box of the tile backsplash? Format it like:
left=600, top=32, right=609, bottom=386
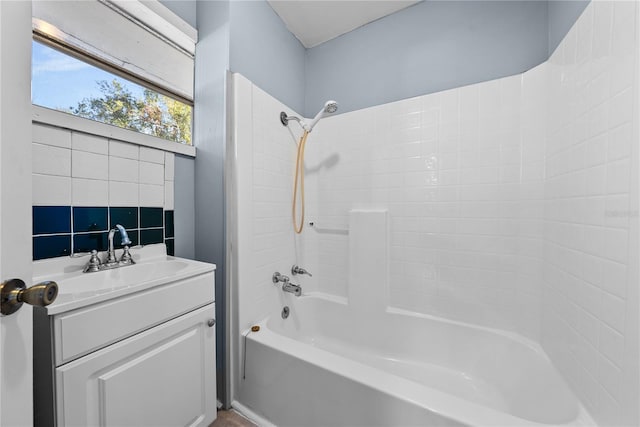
left=32, top=123, right=175, bottom=259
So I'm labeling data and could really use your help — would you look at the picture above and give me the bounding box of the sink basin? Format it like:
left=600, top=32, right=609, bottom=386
left=56, top=260, right=190, bottom=295
left=33, top=244, right=216, bottom=314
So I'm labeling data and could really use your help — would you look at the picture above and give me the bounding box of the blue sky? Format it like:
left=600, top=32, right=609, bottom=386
left=31, top=41, right=145, bottom=111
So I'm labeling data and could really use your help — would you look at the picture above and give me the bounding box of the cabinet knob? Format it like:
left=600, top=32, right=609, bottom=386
left=207, top=319, right=216, bottom=327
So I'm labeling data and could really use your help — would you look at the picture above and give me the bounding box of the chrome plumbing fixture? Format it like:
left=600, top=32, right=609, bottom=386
left=282, top=281, right=302, bottom=297
left=83, top=224, right=136, bottom=273
left=291, top=265, right=312, bottom=277
left=282, top=306, right=290, bottom=319
left=280, top=112, right=301, bottom=127
left=280, top=100, right=338, bottom=132
left=272, top=272, right=302, bottom=297
left=272, top=272, right=290, bottom=284
left=83, top=250, right=101, bottom=273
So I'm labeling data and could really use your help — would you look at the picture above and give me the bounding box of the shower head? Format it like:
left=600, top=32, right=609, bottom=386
left=324, top=101, right=338, bottom=114
left=303, top=100, right=338, bottom=132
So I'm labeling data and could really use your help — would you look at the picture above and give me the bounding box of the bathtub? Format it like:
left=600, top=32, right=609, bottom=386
left=237, top=294, right=595, bottom=427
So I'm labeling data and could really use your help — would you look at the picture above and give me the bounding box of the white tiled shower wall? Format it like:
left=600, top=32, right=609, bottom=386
left=304, top=68, right=548, bottom=339
left=541, top=1, right=639, bottom=425
left=232, top=1, right=638, bottom=424
left=231, top=75, right=307, bottom=335
left=232, top=74, right=324, bottom=400
left=32, top=122, right=175, bottom=209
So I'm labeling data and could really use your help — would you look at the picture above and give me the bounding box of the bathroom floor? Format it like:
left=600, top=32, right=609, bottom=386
left=210, top=410, right=257, bottom=427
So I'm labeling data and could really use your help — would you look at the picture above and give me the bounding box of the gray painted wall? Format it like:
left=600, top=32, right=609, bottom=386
left=305, top=1, right=549, bottom=116
left=195, top=0, right=231, bottom=405
left=229, top=1, right=306, bottom=113
left=548, top=0, right=590, bottom=55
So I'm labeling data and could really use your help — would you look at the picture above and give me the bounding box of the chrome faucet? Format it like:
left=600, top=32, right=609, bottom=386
left=282, top=281, right=302, bottom=296
left=105, top=225, right=131, bottom=267
left=83, top=224, right=135, bottom=273
left=272, top=272, right=302, bottom=296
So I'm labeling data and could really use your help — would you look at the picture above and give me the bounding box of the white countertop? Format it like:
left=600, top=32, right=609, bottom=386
left=34, top=244, right=216, bottom=315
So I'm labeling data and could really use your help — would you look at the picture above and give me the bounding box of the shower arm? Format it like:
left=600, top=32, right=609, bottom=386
left=279, top=112, right=316, bottom=133
left=280, top=112, right=304, bottom=130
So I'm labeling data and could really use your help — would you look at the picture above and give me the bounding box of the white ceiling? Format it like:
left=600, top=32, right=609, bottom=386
left=267, top=0, right=421, bottom=48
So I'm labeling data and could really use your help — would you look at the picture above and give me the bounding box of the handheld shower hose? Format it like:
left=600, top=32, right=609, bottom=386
left=292, top=130, right=309, bottom=234
left=288, top=100, right=337, bottom=233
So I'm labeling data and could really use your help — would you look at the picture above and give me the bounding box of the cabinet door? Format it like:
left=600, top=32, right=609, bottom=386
left=56, top=305, right=216, bottom=427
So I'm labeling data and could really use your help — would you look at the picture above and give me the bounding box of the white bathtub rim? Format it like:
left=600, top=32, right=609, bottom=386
left=246, top=321, right=596, bottom=427
left=294, top=292, right=553, bottom=357
left=303, top=291, right=348, bottom=306
left=386, top=305, right=548, bottom=356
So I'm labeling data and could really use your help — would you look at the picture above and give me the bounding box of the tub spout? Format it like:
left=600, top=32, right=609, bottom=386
left=282, top=282, right=302, bottom=297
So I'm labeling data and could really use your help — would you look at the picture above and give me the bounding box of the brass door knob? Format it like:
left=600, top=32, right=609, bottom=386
left=1, top=279, right=58, bottom=315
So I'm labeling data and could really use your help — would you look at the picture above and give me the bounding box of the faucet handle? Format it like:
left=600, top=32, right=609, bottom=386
left=291, top=265, right=312, bottom=277
left=119, top=246, right=135, bottom=265
left=83, top=250, right=102, bottom=273
left=272, top=272, right=290, bottom=283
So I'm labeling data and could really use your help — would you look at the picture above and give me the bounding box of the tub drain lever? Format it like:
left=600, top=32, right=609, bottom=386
left=242, top=325, right=260, bottom=380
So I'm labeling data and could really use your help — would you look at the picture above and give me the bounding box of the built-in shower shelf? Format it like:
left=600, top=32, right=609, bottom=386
left=308, top=222, right=349, bottom=235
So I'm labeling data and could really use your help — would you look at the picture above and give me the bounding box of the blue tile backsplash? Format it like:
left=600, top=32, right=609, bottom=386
left=140, top=229, right=164, bottom=245
left=73, top=207, right=108, bottom=232
left=164, top=211, right=174, bottom=238
left=109, top=207, right=138, bottom=230
left=33, top=206, right=71, bottom=235
left=32, top=206, right=175, bottom=260
left=140, top=207, right=163, bottom=228
left=33, top=235, right=71, bottom=259
left=73, top=232, right=108, bottom=253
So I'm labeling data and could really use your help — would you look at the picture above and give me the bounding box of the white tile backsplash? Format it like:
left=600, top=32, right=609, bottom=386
left=32, top=143, right=70, bottom=177
left=164, top=181, right=174, bottom=210
left=109, top=181, right=139, bottom=206
left=140, top=146, right=165, bottom=164
left=109, top=140, right=139, bottom=159
left=72, top=150, right=109, bottom=180
left=109, top=156, right=139, bottom=183
left=165, top=152, right=175, bottom=181
left=72, top=178, right=109, bottom=206
left=33, top=123, right=71, bottom=148
left=71, top=132, right=108, bottom=154
left=33, top=125, right=175, bottom=210
left=139, top=184, right=164, bottom=207
left=33, top=174, right=71, bottom=206
left=139, top=161, right=164, bottom=185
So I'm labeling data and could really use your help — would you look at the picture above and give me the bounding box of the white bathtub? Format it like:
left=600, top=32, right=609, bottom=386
left=237, top=294, right=595, bottom=426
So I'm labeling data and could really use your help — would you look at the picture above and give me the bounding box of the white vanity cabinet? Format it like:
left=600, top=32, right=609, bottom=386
left=34, top=268, right=217, bottom=427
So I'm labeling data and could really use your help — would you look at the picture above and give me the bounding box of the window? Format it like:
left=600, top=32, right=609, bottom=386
left=31, top=0, right=197, bottom=146
left=32, top=40, right=193, bottom=145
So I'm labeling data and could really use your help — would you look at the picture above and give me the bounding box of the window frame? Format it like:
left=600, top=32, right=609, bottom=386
left=31, top=0, right=196, bottom=155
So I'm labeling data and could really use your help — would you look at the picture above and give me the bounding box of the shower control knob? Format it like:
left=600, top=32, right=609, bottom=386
left=291, top=265, right=312, bottom=277
left=272, top=272, right=290, bottom=283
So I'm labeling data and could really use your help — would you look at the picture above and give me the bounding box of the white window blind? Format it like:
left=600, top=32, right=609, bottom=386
left=32, top=0, right=196, bottom=101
